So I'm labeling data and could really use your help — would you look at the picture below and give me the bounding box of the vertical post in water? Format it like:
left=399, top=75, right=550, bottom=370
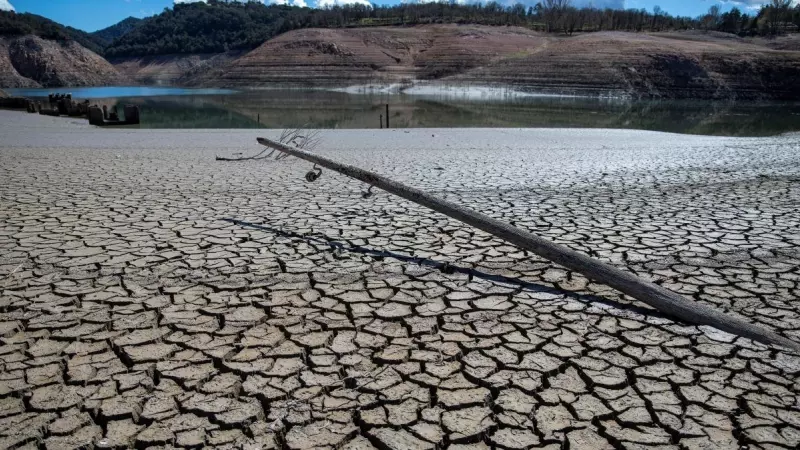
left=257, top=113, right=260, bottom=125
left=385, top=104, right=389, bottom=128
left=380, top=114, right=383, bottom=129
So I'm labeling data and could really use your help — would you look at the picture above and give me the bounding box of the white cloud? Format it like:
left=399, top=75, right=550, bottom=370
left=718, top=0, right=766, bottom=9
left=316, top=0, right=372, bottom=7
left=717, top=0, right=800, bottom=12
left=180, top=0, right=307, bottom=4
left=175, top=0, right=308, bottom=7
left=402, top=0, right=625, bottom=8
left=0, top=0, right=14, bottom=12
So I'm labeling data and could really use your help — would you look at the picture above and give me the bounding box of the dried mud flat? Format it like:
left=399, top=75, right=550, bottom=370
left=1, top=111, right=799, bottom=449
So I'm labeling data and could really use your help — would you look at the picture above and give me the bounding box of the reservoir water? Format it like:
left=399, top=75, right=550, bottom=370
left=7, top=86, right=800, bottom=136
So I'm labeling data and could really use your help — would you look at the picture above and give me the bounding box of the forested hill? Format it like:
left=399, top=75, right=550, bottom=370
left=90, top=17, right=143, bottom=48
left=105, top=1, right=699, bottom=57
left=104, top=0, right=800, bottom=58
left=104, top=2, right=310, bottom=56
left=0, top=11, right=104, bottom=54
left=3, top=0, right=799, bottom=59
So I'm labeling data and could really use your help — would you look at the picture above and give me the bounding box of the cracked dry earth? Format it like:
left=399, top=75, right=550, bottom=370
left=1, top=112, right=800, bottom=450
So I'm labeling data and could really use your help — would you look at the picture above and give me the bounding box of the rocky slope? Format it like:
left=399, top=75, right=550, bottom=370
left=0, top=35, right=126, bottom=88
left=462, top=31, right=800, bottom=99
left=190, top=25, right=800, bottom=100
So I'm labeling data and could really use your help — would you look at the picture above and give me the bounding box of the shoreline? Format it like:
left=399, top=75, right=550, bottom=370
left=1, top=94, right=799, bottom=138
left=0, top=109, right=790, bottom=154
left=0, top=109, right=774, bottom=142
left=10, top=82, right=800, bottom=104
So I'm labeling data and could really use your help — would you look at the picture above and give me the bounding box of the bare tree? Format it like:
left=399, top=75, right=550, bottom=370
left=768, top=0, right=792, bottom=34
left=651, top=5, right=662, bottom=31
left=543, top=0, right=572, bottom=33
left=702, top=5, right=721, bottom=30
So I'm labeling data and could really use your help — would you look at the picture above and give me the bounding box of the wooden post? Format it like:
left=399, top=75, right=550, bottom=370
left=255, top=136, right=800, bottom=353
left=380, top=114, right=383, bottom=129
left=257, top=113, right=260, bottom=125
left=385, top=104, right=389, bottom=129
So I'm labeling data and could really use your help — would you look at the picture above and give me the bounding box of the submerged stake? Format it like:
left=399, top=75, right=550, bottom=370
left=256, top=136, right=800, bottom=353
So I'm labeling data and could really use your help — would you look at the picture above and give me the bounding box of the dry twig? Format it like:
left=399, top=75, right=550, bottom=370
left=216, top=128, right=321, bottom=161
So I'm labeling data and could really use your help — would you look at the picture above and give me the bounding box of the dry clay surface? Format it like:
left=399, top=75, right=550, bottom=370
left=1, top=111, right=800, bottom=449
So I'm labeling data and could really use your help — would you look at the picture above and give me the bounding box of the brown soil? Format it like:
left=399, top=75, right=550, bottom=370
left=466, top=31, right=800, bottom=99
left=0, top=35, right=126, bottom=88
left=191, top=26, right=800, bottom=100
left=111, top=52, right=244, bottom=86
left=188, top=25, right=547, bottom=88
left=748, top=33, right=800, bottom=51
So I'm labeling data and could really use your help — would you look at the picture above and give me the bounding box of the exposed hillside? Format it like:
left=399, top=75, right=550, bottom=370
left=188, top=26, right=547, bottom=88
left=0, top=36, right=126, bottom=88
left=461, top=31, right=800, bottom=99
left=111, top=52, right=243, bottom=85
left=90, top=17, right=142, bottom=48
left=0, top=11, right=105, bottom=55
left=104, top=0, right=778, bottom=58
left=191, top=26, right=800, bottom=100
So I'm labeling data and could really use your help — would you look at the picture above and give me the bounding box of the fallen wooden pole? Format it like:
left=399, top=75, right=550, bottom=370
left=256, top=136, right=800, bottom=352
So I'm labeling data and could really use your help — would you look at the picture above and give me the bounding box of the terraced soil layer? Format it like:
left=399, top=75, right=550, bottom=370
left=190, top=26, right=800, bottom=100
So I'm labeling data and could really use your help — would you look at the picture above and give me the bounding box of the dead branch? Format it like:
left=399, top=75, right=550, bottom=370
left=216, top=128, right=321, bottom=161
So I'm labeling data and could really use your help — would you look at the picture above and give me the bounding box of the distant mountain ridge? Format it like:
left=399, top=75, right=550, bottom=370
left=101, top=1, right=800, bottom=58
left=4, top=1, right=800, bottom=59
left=90, top=17, right=143, bottom=48
left=1, top=2, right=799, bottom=100
left=103, top=2, right=313, bottom=57
left=0, top=10, right=104, bottom=54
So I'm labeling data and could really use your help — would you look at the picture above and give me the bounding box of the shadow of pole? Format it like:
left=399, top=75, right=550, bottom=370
left=223, top=217, right=667, bottom=321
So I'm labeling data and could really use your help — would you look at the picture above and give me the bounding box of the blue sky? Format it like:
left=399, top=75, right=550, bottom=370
left=0, top=0, right=778, bottom=32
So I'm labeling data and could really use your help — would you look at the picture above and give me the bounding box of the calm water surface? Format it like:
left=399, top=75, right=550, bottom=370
left=7, top=86, right=236, bottom=98
left=7, top=86, right=800, bottom=136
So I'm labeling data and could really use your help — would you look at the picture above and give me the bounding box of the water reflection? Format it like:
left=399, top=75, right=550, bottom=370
left=6, top=86, right=236, bottom=99
left=7, top=87, right=800, bottom=136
